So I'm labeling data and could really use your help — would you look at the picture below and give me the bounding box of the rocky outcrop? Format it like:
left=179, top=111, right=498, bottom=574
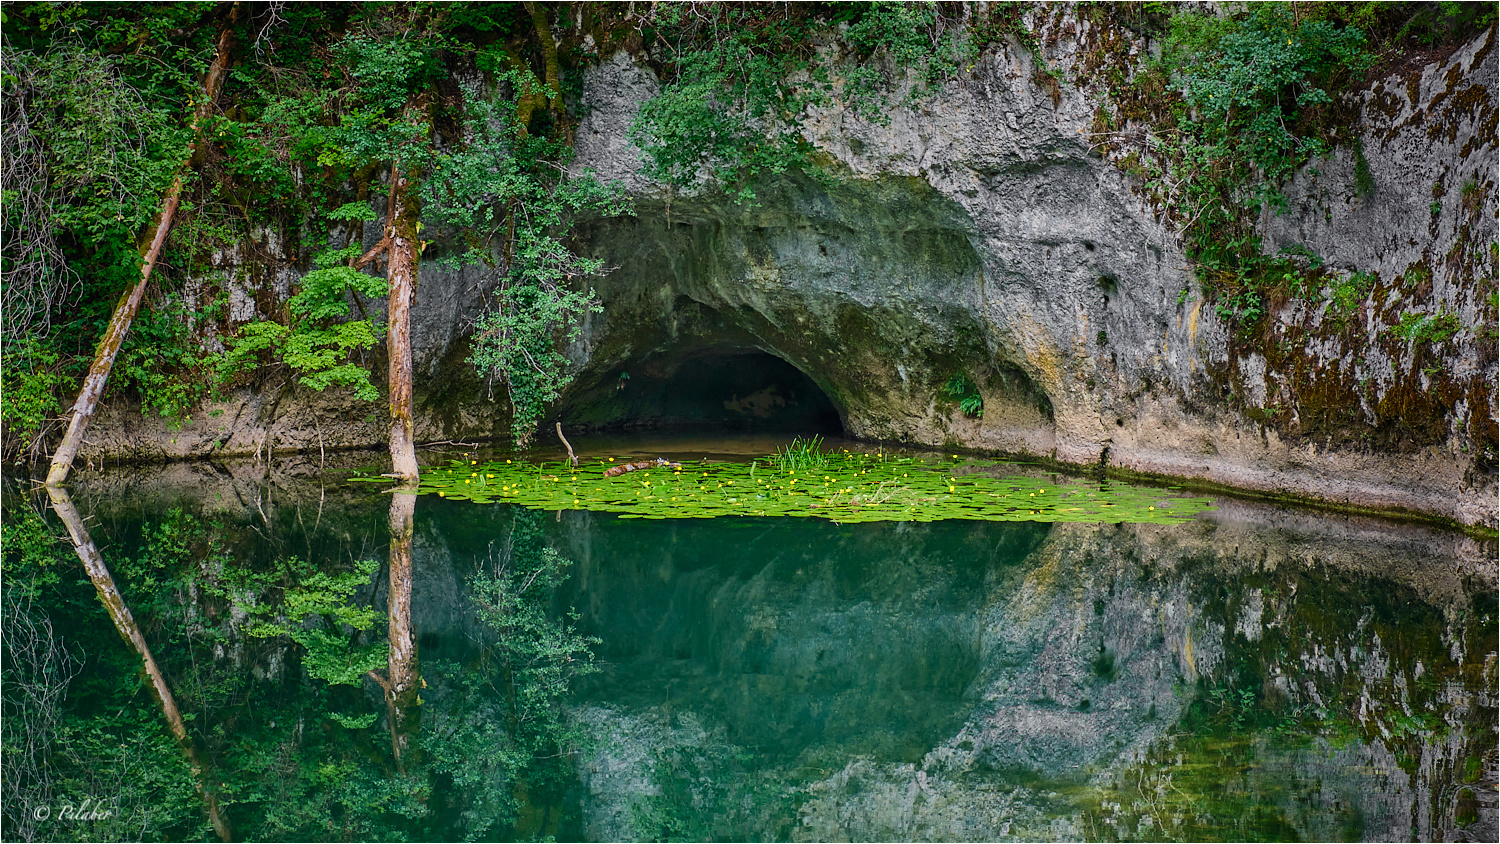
left=71, top=17, right=1497, bottom=529
left=559, top=22, right=1496, bottom=528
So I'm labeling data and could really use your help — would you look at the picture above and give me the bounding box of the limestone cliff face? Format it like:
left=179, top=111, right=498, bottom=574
left=559, top=21, right=1497, bottom=528
left=75, top=18, right=1497, bottom=528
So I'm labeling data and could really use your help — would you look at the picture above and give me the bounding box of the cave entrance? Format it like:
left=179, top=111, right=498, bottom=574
left=560, top=348, right=844, bottom=434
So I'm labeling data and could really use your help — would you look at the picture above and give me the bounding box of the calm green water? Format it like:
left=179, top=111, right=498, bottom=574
left=3, top=437, right=1495, bottom=842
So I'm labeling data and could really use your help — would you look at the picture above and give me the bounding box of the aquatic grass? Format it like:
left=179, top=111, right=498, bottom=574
left=770, top=435, right=829, bottom=473
left=393, top=450, right=1214, bottom=525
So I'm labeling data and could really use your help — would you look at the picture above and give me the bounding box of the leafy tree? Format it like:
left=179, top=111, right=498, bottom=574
left=208, top=5, right=625, bottom=455
left=219, top=241, right=389, bottom=402
left=629, top=3, right=832, bottom=200
left=426, top=70, right=628, bottom=448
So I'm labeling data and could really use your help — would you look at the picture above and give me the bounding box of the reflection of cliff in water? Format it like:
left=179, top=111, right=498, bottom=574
left=43, top=456, right=1500, bottom=842
left=537, top=503, right=1495, bottom=842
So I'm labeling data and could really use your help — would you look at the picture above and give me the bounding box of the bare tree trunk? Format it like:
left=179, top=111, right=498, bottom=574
left=385, top=486, right=420, bottom=769
left=385, top=167, right=420, bottom=482
left=45, top=486, right=234, bottom=841
left=46, top=13, right=238, bottom=486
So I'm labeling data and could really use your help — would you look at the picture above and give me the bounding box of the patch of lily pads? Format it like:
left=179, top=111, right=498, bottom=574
left=396, top=445, right=1214, bottom=525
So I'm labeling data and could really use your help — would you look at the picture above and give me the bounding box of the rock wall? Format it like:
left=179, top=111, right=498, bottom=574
left=73, top=17, right=1497, bottom=529
left=557, top=20, right=1496, bottom=527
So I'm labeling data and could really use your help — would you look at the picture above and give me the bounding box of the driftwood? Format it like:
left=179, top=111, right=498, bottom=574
left=45, top=10, right=238, bottom=485
left=603, top=457, right=682, bottom=478
left=555, top=422, right=578, bottom=466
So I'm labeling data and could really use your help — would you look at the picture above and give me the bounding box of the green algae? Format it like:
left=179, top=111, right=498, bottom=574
left=390, top=449, right=1215, bottom=525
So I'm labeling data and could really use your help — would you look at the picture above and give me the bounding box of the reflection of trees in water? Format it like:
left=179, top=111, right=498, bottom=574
left=3, top=488, right=597, bottom=841
left=45, top=485, right=233, bottom=840
left=1, top=589, right=81, bottom=843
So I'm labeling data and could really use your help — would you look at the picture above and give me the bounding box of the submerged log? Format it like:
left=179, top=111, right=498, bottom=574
left=603, top=458, right=682, bottom=478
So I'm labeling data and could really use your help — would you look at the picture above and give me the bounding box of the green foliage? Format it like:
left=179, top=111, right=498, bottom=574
left=1105, top=3, right=1375, bottom=319
left=420, top=509, right=597, bottom=838
left=470, top=540, right=597, bottom=735
left=1327, top=0, right=1498, bottom=53
left=0, top=500, right=73, bottom=600
left=842, top=1, right=979, bottom=115
left=1214, top=287, right=1265, bottom=325
left=1352, top=137, right=1375, bottom=197
left=771, top=434, right=830, bottom=473
left=416, top=74, right=626, bottom=449
left=469, top=282, right=603, bottom=449
left=219, top=250, right=388, bottom=402
left=114, top=290, right=225, bottom=424
left=1387, top=311, right=1462, bottom=345
left=630, top=5, right=830, bottom=201
left=2, top=26, right=207, bottom=450
left=945, top=372, right=984, bottom=418
left=238, top=558, right=387, bottom=686
left=1166, top=5, right=1372, bottom=184
left=1328, top=270, right=1375, bottom=322
left=627, top=4, right=846, bottom=200
left=6, top=44, right=190, bottom=243
left=630, top=3, right=1013, bottom=196
left=0, top=339, right=72, bottom=461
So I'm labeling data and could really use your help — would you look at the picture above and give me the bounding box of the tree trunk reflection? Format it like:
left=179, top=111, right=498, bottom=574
left=44, top=485, right=233, bottom=842
left=385, top=485, right=420, bottom=769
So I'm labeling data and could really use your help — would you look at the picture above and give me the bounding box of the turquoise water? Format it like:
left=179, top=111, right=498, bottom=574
left=3, top=438, right=1494, bottom=841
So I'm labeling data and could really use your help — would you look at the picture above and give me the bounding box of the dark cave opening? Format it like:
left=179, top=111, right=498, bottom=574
left=559, top=348, right=844, bottom=435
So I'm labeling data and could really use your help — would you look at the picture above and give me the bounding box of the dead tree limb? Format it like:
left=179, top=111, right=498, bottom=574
left=555, top=422, right=578, bottom=466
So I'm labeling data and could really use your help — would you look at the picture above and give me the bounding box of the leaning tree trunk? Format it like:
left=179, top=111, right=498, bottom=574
left=385, top=167, right=421, bottom=482
left=46, top=13, right=237, bottom=486
left=45, top=486, right=234, bottom=841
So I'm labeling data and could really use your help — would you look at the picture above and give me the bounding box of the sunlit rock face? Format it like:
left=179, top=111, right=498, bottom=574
left=564, top=23, right=1497, bottom=528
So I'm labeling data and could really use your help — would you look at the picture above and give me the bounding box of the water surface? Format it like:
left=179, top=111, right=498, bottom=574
left=3, top=436, right=1494, bottom=841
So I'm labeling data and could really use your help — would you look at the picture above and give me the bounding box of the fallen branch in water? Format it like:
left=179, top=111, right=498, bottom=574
left=603, top=457, right=681, bottom=478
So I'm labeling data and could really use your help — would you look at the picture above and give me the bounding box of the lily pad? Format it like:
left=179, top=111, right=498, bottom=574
left=400, top=450, right=1214, bottom=525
